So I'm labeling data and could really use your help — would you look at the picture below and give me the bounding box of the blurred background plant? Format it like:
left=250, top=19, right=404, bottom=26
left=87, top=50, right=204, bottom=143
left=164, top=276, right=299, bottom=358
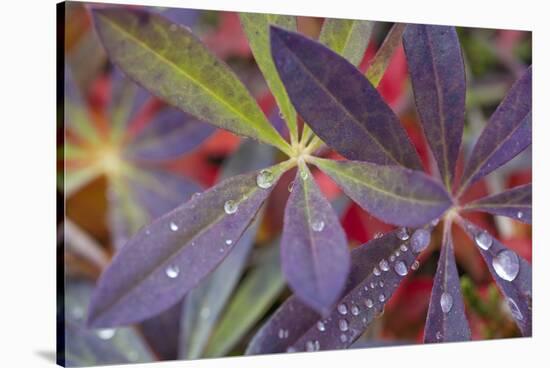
left=59, top=2, right=531, bottom=365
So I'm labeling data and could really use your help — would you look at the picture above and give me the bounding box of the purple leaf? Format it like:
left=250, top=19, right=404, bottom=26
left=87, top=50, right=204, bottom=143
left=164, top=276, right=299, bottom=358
left=270, top=26, right=422, bottom=169
left=403, top=25, right=466, bottom=190
left=310, top=157, right=452, bottom=227
left=109, top=68, right=151, bottom=133
left=247, top=228, right=431, bottom=354
left=139, top=301, right=182, bottom=360
left=88, top=164, right=287, bottom=328
left=281, top=164, right=350, bottom=314
left=458, top=218, right=531, bottom=336
left=459, top=66, right=532, bottom=192
left=424, top=220, right=471, bottom=343
left=464, top=183, right=531, bottom=224
left=127, top=108, right=214, bottom=161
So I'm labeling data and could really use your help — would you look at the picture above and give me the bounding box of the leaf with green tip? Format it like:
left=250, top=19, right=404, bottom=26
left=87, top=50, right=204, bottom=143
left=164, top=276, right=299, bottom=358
left=92, top=8, right=290, bottom=154
left=240, top=12, right=298, bottom=142
left=203, top=244, right=285, bottom=357
left=403, top=25, right=466, bottom=190
left=459, top=66, right=532, bottom=192
left=281, top=164, right=350, bottom=314
left=310, top=157, right=452, bottom=227
left=319, top=18, right=373, bottom=67
left=270, top=26, right=421, bottom=168
left=424, top=221, right=471, bottom=343
left=87, top=163, right=288, bottom=328
left=179, top=141, right=275, bottom=359
left=464, top=183, right=531, bottom=224
left=365, top=23, right=406, bottom=86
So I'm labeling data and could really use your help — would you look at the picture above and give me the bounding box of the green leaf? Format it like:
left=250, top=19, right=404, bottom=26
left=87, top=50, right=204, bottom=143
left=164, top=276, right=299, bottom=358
left=319, top=18, right=373, bottom=67
left=240, top=12, right=298, bottom=143
left=366, top=23, right=406, bottom=87
left=92, top=8, right=291, bottom=155
left=203, top=244, right=285, bottom=357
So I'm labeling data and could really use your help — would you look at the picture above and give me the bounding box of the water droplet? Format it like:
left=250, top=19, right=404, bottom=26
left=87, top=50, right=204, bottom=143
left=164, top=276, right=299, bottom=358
left=370, top=281, right=375, bottom=289
left=278, top=328, right=289, bottom=339
left=440, top=292, right=453, bottom=313
left=306, top=340, right=315, bottom=351
left=475, top=231, right=493, bottom=250
left=278, top=110, right=285, bottom=119
left=339, top=319, right=349, bottom=332
left=517, top=211, right=524, bottom=219
left=378, top=293, right=386, bottom=302
left=256, top=169, right=275, bottom=189
left=394, top=261, right=408, bottom=276
left=400, top=244, right=408, bottom=252
left=225, top=239, right=233, bottom=245
left=373, top=267, right=381, bottom=276
left=365, top=298, right=374, bottom=308
left=431, top=218, right=439, bottom=227
left=379, top=259, right=390, bottom=272
left=394, top=250, right=401, bottom=257
left=340, top=334, right=348, bottom=343
left=311, top=219, right=325, bottom=232
left=224, top=200, right=238, bottom=214
left=337, top=303, right=348, bottom=315
left=96, top=328, right=116, bottom=340
left=389, top=255, right=396, bottom=262
left=363, top=285, right=370, bottom=292
left=351, top=303, right=360, bottom=316
left=165, top=265, right=180, bottom=278
left=287, top=181, right=295, bottom=192
left=374, top=232, right=383, bottom=239
left=378, top=281, right=384, bottom=288
left=396, top=227, right=409, bottom=240
left=300, top=170, right=309, bottom=180
left=169, top=222, right=179, bottom=231
left=316, top=321, right=326, bottom=331
left=191, top=192, right=201, bottom=200
left=314, top=340, right=320, bottom=350
left=411, top=229, right=431, bottom=253
left=411, top=260, right=420, bottom=271
left=492, top=250, right=520, bottom=281
left=436, top=331, right=443, bottom=340
left=507, top=298, right=523, bottom=321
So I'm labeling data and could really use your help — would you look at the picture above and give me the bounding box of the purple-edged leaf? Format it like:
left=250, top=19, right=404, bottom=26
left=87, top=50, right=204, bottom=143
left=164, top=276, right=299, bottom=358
left=424, top=221, right=471, bottom=343
left=318, top=18, right=373, bottom=67
left=460, top=66, right=532, bottom=192
left=88, top=163, right=287, bottom=328
left=127, top=108, right=214, bottom=161
left=310, top=157, right=452, bottom=227
left=458, top=219, right=531, bottom=336
left=403, top=25, right=466, bottom=190
left=365, top=23, right=406, bottom=87
left=179, top=141, right=275, bottom=359
left=464, top=184, right=531, bottom=224
left=139, top=301, right=182, bottom=360
left=247, top=228, right=429, bottom=354
left=281, top=164, right=350, bottom=313
left=92, top=8, right=291, bottom=154
left=270, top=26, right=421, bottom=169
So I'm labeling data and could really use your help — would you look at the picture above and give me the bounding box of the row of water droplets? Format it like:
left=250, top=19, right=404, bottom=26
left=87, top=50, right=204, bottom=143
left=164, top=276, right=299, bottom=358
left=163, top=169, right=277, bottom=279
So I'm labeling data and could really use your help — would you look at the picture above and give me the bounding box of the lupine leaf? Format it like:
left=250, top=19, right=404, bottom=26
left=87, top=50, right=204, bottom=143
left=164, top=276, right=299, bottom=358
left=281, top=164, right=350, bottom=313
left=403, top=25, right=466, bottom=190
left=92, top=8, right=291, bottom=154
left=366, top=23, right=406, bottom=86
left=127, top=108, right=214, bottom=161
left=458, top=219, right=532, bottom=336
left=87, top=163, right=288, bottom=328
left=310, top=157, right=452, bottom=227
left=318, top=18, right=373, bottom=66
left=464, top=183, right=531, bottom=224
left=204, top=244, right=285, bottom=357
left=179, top=141, right=275, bottom=359
left=240, top=12, right=298, bottom=142
left=270, top=26, right=422, bottom=169
left=424, top=220, right=471, bottom=342
left=459, top=66, right=532, bottom=192
left=246, top=228, right=427, bottom=354
left=139, top=302, right=182, bottom=360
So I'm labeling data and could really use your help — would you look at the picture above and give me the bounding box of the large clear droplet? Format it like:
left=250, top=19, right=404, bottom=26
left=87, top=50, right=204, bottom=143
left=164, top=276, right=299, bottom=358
left=378, top=293, right=386, bottom=302
left=169, top=222, right=179, bottom=232
left=365, top=298, right=374, bottom=308
left=225, top=239, right=233, bottom=245
left=256, top=169, right=275, bottom=189
left=400, top=244, right=408, bottom=252
left=165, top=265, right=180, bottom=278
left=475, top=231, right=493, bottom=250
left=517, top=211, right=524, bottom=219
left=379, top=259, right=389, bottom=272
left=337, top=303, right=348, bottom=315
left=96, top=328, right=116, bottom=340
left=350, top=303, right=360, bottom=316
left=317, top=321, right=326, bottom=332
left=507, top=298, right=523, bottom=321
left=440, top=292, right=453, bottom=313
left=394, top=261, right=408, bottom=276
left=373, top=267, right=381, bottom=276
left=224, top=200, right=238, bottom=214
left=411, top=229, right=431, bottom=253
left=436, top=331, right=443, bottom=340
left=492, top=250, right=520, bottom=281
left=396, top=227, right=410, bottom=240
left=311, top=219, right=325, bottom=232
left=339, top=319, right=349, bottom=332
